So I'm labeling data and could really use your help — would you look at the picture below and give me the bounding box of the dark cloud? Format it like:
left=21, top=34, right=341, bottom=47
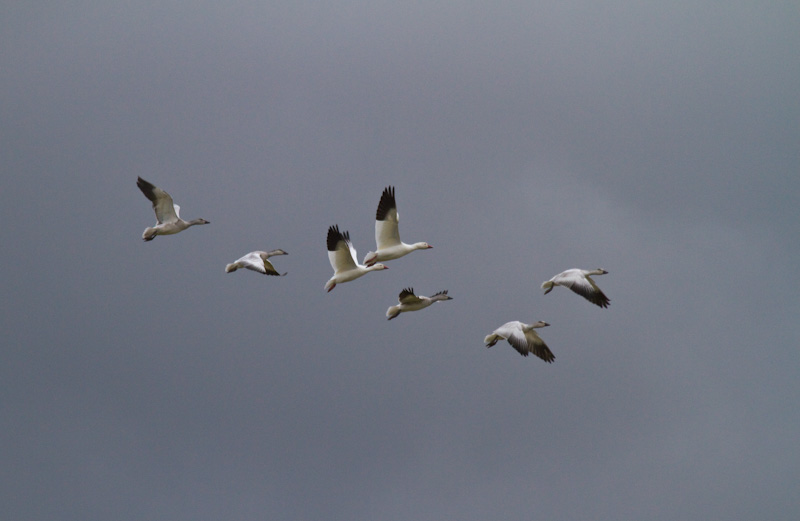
left=2, top=2, right=798, bottom=520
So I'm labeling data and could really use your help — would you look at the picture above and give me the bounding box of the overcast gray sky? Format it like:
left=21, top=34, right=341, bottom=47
left=2, top=2, right=799, bottom=520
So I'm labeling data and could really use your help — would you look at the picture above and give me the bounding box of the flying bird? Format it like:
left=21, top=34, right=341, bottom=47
left=363, top=186, right=432, bottom=266
left=484, top=321, right=555, bottom=362
left=541, top=268, right=610, bottom=308
left=136, top=177, right=209, bottom=241
left=325, top=225, right=388, bottom=292
left=225, top=250, right=288, bottom=276
left=386, top=288, right=452, bottom=320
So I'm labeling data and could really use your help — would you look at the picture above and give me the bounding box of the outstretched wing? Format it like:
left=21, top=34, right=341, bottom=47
left=398, top=287, right=421, bottom=305
left=327, top=225, right=358, bottom=273
left=375, top=186, right=401, bottom=250
left=497, top=322, right=555, bottom=362
left=567, top=276, right=610, bottom=308
left=517, top=330, right=555, bottom=362
left=137, top=177, right=178, bottom=224
left=256, top=252, right=287, bottom=276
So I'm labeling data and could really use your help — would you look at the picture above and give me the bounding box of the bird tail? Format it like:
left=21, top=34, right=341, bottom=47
left=541, top=280, right=554, bottom=294
left=225, top=263, right=237, bottom=273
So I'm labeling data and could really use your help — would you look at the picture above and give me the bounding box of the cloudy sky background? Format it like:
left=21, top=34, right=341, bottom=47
left=2, top=2, right=799, bottom=519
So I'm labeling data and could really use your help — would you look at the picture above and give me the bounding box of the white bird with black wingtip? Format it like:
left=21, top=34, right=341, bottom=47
left=136, top=177, right=210, bottom=241
left=541, top=268, right=610, bottom=308
left=325, top=225, right=388, bottom=292
left=363, top=186, right=432, bottom=266
left=225, top=250, right=288, bottom=276
left=386, top=288, right=452, bottom=320
left=484, top=321, right=555, bottom=363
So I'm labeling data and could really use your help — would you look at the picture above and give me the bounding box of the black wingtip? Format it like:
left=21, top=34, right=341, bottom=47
left=326, top=225, right=340, bottom=251
left=136, top=177, right=158, bottom=202
left=327, top=225, right=350, bottom=251
left=375, top=186, right=397, bottom=221
left=398, top=287, right=415, bottom=299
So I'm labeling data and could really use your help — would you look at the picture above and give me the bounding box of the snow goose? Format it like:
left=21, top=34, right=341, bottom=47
left=386, top=288, right=452, bottom=320
left=541, top=268, right=610, bottom=308
left=136, top=177, right=209, bottom=241
left=484, top=321, right=555, bottom=362
left=225, top=249, right=288, bottom=276
left=363, top=186, right=432, bottom=266
left=325, top=225, right=388, bottom=292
